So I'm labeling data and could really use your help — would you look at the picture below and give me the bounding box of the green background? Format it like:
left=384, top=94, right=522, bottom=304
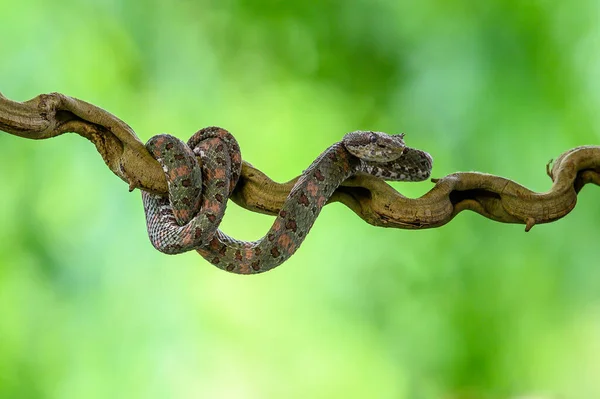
left=1, top=1, right=600, bottom=398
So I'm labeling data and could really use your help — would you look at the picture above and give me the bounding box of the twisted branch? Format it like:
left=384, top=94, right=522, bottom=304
left=1, top=92, right=599, bottom=231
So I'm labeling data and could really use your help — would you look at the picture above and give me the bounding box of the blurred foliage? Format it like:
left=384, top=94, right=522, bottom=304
left=1, top=0, right=600, bottom=398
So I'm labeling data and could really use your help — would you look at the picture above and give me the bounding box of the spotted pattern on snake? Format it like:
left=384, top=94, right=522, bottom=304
left=142, top=128, right=432, bottom=274
left=142, top=127, right=241, bottom=254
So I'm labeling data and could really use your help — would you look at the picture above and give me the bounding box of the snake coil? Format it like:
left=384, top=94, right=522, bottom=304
left=142, top=127, right=432, bottom=274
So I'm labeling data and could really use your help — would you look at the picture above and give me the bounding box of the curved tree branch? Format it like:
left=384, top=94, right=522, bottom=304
left=1, top=92, right=599, bottom=232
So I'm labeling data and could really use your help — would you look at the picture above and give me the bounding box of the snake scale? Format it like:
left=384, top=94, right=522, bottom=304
left=142, top=127, right=433, bottom=274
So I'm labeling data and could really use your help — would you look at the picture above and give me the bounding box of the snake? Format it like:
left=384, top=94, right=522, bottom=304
left=141, top=127, right=433, bottom=274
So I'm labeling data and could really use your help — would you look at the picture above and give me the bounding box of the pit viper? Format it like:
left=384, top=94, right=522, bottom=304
left=142, top=127, right=432, bottom=274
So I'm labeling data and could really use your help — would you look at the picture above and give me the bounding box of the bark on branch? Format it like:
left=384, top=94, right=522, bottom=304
left=1, top=92, right=599, bottom=231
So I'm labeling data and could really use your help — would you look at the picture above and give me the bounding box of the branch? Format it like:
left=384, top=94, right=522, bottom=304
left=1, top=92, right=599, bottom=231
left=0, top=91, right=166, bottom=193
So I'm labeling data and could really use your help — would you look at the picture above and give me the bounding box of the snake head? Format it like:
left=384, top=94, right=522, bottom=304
left=343, top=131, right=406, bottom=162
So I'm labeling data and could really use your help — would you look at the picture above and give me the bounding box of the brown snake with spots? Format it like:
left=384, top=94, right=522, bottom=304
left=142, top=127, right=432, bottom=274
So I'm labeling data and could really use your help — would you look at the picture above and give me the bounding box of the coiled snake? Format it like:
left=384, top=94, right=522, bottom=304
left=142, top=127, right=433, bottom=274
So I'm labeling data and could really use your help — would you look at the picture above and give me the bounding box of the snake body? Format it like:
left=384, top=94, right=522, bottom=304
left=142, top=127, right=432, bottom=274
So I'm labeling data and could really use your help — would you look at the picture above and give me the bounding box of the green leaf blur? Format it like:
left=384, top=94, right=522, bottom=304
left=1, top=1, right=599, bottom=398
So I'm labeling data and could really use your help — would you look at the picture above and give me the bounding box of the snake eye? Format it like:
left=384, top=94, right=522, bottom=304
left=370, top=134, right=378, bottom=143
